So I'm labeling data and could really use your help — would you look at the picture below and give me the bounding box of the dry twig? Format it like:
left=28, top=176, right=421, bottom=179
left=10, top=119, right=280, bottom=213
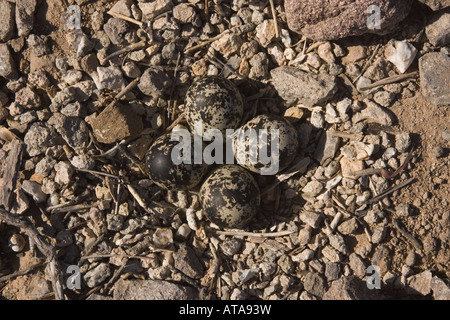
left=0, top=208, right=65, bottom=300
left=358, top=72, right=418, bottom=91
left=104, top=40, right=146, bottom=61
left=107, top=11, right=143, bottom=27
left=210, top=229, right=295, bottom=238
left=269, top=0, right=280, bottom=38
left=392, top=218, right=423, bottom=252
left=367, top=178, right=416, bottom=204
left=0, top=261, right=45, bottom=283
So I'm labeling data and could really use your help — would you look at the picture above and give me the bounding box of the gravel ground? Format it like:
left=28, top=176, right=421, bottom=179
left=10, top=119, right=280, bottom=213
left=0, top=0, right=449, bottom=300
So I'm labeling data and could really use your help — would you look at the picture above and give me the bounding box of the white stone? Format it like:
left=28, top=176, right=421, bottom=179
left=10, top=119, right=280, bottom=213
left=268, top=43, right=286, bottom=66
left=310, top=110, right=325, bottom=129
left=325, top=103, right=341, bottom=123
left=255, top=20, right=276, bottom=48
left=385, top=40, right=418, bottom=74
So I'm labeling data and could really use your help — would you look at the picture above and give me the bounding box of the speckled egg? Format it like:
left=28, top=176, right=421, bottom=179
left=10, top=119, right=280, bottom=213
left=185, top=76, right=244, bottom=139
left=146, top=133, right=209, bottom=191
left=233, top=114, right=299, bottom=175
left=200, top=165, right=261, bottom=229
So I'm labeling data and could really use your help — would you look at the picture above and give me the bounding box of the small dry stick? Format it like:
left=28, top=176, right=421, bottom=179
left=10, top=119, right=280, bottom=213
left=104, top=40, right=146, bottom=61
left=392, top=218, right=423, bottom=252
left=0, top=208, right=65, bottom=300
left=306, top=41, right=326, bottom=53
left=339, top=73, right=359, bottom=96
left=353, top=44, right=381, bottom=84
left=261, top=157, right=311, bottom=195
left=367, top=177, right=416, bottom=204
left=352, top=149, right=414, bottom=179
left=80, top=253, right=156, bottom=262
left=165, top=113, right=185, bottom=133
left=331, top=131, right=363, bottom=141
left=104, top=263, right=127, bottom=296
left=0, top=126, right=22, bottom=142
left=116, top=144, right=147, bottom=176
left=126, top=184, right=151, bottom=213
left=108, top=77, right=141, bottom=106
left=184, top=30, right=231, bottom=54
left=107, top=11, right=143, bottom=27
left=0, top=262, right=45, bottom=283
left=50, top=203, right=98, bottom=214
left=83, top=234, right=105, bottom=257
left=76, top=168, right=121, bottom=180
left=47, top=190, right=90, bottom=212
left=168, top=52, right=182, bottom=122
left=211, top=229, right=295, bottom=238
left=385, top=148, right=414, bottom=179
left=269, top=0, right=280, bottom=38
left=204, top=0, right=209, bottom=16
left=92, top=140, right=127, bottom=158
left=359, top=72, right=418, bottom=91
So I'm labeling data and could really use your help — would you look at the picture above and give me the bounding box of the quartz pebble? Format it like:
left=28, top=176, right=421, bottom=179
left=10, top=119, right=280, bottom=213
left=385, top=40, right=417, bottom=73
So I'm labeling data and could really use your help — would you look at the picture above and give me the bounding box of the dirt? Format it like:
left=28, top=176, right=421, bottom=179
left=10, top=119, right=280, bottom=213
left=390, top=93, right=450, bottom=277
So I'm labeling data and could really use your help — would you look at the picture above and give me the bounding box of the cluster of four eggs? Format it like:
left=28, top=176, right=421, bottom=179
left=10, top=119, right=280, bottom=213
left=146, top=77, right=299, bottom=229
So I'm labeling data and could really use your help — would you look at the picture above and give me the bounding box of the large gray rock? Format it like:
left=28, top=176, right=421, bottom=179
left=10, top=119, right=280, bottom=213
left=284, top=0, right=413, bottom=40
left=173, top=243, right=204, bottom=279
left=425, top=10, right=450, bottom=47
left=113, top=279, right=198, bottom=300
left=0, top=0, right=15, bottom=42
left=303, top=272, right=327, bottom=298
left=24, top=122, right=58, bottom=156
left=270, top=66, right=337, bottom=107
left=58, top=116, right=91, bottom=150
left=431, top=276, right=450, bottom=300
left=16, top=0, right=36, bottom=37
left=0, top=44, right=17, bottom=80
left=323, top=275, right=380, bottom=300
left=418, top=0, right=449, bottom=11
left=138, top=68, right=171, bottom=98
left=419, top=52, right=450, bottom=106
left=406, top=271, right=432, bottom=296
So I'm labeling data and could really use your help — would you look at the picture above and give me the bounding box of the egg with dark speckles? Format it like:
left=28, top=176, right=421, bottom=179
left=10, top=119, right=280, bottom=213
left=233, top=114, right=299, bottom=175
left=200, top=165, right=260, bottom=229
left=185, top=76, right=244, bottom=139
left=146, top=133, right=209, bottom=191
